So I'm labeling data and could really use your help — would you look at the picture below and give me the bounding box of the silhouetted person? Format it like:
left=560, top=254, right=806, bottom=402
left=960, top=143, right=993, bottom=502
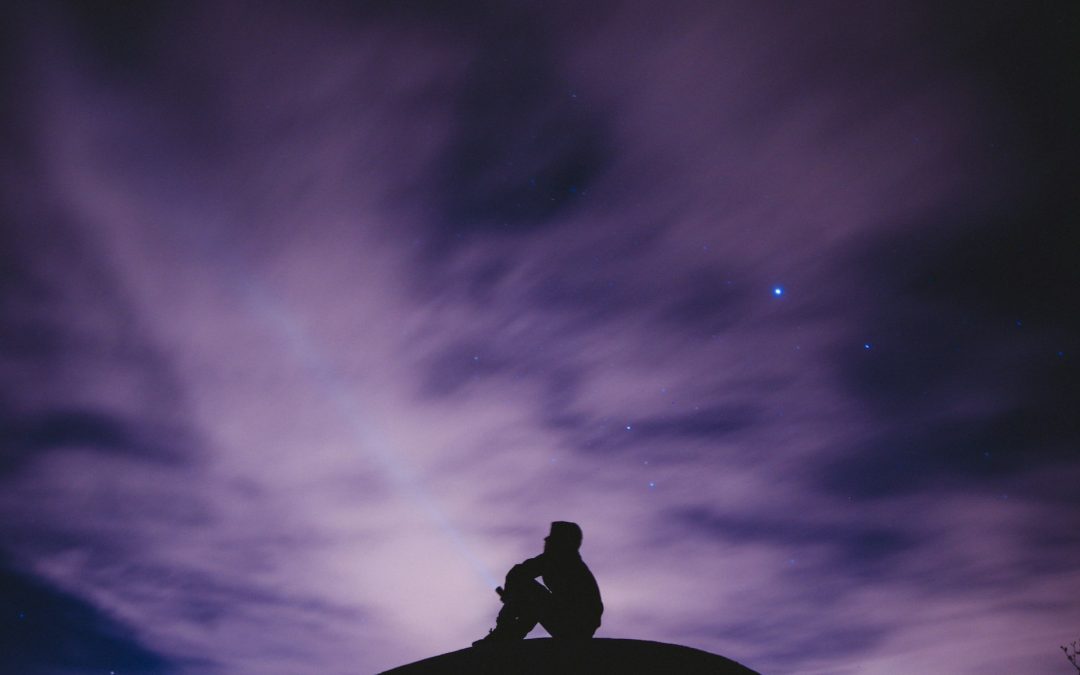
left=474, top=521, right=603, bottom=645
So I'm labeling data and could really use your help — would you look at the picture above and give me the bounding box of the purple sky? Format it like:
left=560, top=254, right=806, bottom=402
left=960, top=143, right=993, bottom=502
left=2, top=2, right=1078, bottom=673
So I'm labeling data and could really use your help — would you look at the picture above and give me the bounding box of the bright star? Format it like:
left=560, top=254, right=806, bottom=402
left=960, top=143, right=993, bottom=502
left=772, top=286, right=784, bottom=296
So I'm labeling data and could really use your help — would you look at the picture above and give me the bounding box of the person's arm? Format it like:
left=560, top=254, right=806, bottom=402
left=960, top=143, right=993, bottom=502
left=506, top=554, right=546, bottom=583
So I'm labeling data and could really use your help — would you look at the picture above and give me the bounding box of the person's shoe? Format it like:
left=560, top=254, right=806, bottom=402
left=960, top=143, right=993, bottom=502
left=471, top=624, right=522, bottom=647
left=472, top=629, right=505, bottom=647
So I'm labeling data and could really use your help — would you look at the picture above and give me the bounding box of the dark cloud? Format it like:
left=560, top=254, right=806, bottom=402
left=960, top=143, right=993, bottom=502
left=822, top=3, right=1080, bottom=428
left=53, top=0, right=173, bottom=75
left=703, top=615, right=891, bottom=667
left=934, top=4, right=1080, bottom=171
left=421, top=341, right=509, bottom=397
left=0, top=408, right=185, bottom=476
left=0, top=209, right=200, bottom=478
left=677, top=508, right=918, bottom=578
left=429, top=8, right=613, bottom=238
left=818, top=408, right=1078, bottom=501
left=0, top=556, right=175, bottom=673
left=824, top=201, right=1080, bottom=504
left=658, top=269, right=753, bottom=335
left=558, top=404, right=760, bottom=458
left=630, top=404, right=760, bottom=440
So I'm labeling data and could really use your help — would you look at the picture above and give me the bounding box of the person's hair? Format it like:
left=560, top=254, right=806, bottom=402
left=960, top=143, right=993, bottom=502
left=549, top=521, right=583, bottom=550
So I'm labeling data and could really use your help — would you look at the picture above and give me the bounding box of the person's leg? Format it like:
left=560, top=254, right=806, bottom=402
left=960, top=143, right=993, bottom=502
left=476, top=577, right=551, bottom=643
left=537, top=603, right=598, bottom=640
left=497, top=577, right=550, bottom=637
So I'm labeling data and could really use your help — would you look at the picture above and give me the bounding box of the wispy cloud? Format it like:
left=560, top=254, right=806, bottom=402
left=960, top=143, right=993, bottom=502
left=2, top=2, right=1078, bottom=674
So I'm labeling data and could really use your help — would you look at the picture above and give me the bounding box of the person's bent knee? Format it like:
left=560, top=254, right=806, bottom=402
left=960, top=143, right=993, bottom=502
left=505, top=565, right=540, bottom=589
left=505, top=565, right=526, bottom=584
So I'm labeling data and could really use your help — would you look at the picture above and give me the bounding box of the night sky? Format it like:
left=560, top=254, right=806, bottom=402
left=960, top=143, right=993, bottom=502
left=2, top=2, right=1079, bottom=674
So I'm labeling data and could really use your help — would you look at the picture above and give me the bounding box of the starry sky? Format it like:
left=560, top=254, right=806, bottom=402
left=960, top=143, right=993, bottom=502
left=2, top=2, right=1078, bottom=674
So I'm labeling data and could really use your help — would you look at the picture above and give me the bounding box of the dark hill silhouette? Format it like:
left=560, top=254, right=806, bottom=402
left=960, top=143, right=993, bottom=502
left=378, top=638, right=761, bottom=674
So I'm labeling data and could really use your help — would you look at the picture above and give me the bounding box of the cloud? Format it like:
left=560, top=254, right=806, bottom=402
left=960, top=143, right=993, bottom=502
left=2, top=2, right=1078, bottom=674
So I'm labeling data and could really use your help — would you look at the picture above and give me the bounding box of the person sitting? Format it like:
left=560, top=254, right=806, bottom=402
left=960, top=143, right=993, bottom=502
left=474, top=521, right=603, bottom=645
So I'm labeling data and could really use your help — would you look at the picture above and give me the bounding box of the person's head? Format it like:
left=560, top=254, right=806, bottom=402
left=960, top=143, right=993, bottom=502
left=543, top=521, right=583, bottom=555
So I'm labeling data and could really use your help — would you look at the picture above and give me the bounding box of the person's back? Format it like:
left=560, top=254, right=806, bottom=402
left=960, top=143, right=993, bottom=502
left=540, top=550, right=602, bottom=630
